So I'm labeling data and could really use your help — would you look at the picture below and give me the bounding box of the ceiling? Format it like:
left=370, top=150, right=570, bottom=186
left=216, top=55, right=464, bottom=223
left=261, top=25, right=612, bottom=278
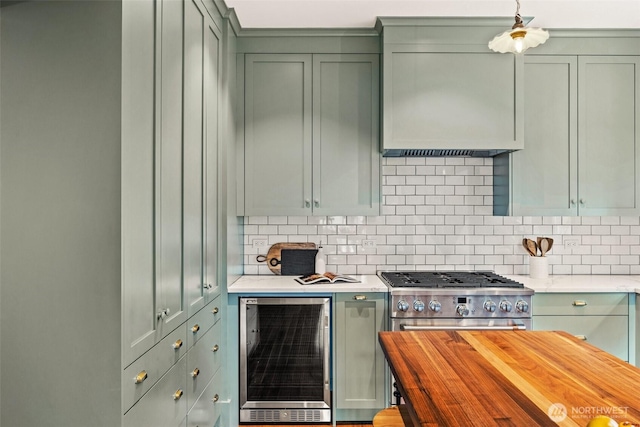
left=223, top=0, right=640, bottom=29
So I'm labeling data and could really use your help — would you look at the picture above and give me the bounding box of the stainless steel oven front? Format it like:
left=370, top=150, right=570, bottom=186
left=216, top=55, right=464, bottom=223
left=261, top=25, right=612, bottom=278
left=239, top=297, right=331, bottom=423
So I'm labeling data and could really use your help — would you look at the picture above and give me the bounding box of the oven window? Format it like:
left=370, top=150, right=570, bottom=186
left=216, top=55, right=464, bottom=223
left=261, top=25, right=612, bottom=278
left=246, top=304, right=324, bottom=401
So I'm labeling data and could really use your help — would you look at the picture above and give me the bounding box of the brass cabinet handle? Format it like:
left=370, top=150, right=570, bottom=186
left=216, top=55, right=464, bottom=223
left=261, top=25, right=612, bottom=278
left=172, top=339, right=183, bottom=349
left=212, top=344, right=219, bottom=352
left=173, top=389, right=183, bottom=400
left=212, top=307, right=219, bottom=314
left=191, top=324, right=200, bottom=333
left=353, top=295, right=367, bottom=301
left=134, top=371, right=147, bottom=384
left=572, top=300, right=587, bottom=307
left=191, top=368, right=200, bottom=378
left=212, top=394, right=219, bottom=403
left=575, top=335, right=587, bottom=341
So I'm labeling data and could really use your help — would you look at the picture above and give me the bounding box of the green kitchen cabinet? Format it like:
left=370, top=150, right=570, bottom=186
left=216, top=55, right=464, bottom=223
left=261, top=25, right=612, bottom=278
left=506, top=55, right=640, bottom=216
left=242, top=53, right=380, bottom=216
left=183, top=0, right=220, bottom=318
left=334, top=292, right=387, bottom=421
left=532, top=293, right=629, bottom=361
left=0, top=0, right=232, bottom=426
left=123, top=0, right=187, bottom=367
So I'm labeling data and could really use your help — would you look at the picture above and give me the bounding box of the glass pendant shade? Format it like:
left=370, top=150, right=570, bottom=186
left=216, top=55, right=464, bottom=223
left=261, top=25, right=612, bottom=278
left=488, top=0, right=549, bottom=54
left=488, top=25, right=549, bottom=53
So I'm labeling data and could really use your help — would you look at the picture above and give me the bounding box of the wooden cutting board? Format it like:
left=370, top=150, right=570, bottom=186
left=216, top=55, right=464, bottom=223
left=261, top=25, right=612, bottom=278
left=256, top=242, right=316, bottom=275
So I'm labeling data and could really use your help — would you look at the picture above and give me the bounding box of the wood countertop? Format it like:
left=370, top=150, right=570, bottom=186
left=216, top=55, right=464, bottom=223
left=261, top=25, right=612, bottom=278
left=379, top=330, right=640, bottom=426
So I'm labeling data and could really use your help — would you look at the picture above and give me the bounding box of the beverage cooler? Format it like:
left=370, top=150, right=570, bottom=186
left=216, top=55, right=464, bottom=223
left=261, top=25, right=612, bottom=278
left=239, top=297, right=331, bottom=423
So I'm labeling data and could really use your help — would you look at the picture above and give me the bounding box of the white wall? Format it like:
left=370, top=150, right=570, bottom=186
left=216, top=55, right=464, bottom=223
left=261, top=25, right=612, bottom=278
left=244, top=157, right=640, bottom=276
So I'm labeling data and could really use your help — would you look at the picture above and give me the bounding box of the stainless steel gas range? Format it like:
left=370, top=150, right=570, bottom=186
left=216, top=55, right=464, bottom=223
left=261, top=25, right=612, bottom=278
left=378, top=271, right=534, bottom=332
left=378, top=270, right=534, bottom=405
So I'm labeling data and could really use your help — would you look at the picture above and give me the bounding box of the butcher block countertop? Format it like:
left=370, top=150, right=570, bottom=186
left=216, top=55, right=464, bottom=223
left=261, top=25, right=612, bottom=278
left=379, top=330, right=640, bottom=427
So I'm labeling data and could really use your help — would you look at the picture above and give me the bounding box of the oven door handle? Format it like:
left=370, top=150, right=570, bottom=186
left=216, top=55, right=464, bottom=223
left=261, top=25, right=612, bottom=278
left=400, top=323, right=526, bottom=331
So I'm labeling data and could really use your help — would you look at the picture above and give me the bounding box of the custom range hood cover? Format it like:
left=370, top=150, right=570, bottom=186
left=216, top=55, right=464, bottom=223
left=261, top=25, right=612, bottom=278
left=380, top=18, right=525, bottom=157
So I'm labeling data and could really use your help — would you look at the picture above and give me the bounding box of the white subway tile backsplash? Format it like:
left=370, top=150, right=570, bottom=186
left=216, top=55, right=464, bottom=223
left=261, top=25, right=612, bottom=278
left=243, top=157, right=640, bottom=276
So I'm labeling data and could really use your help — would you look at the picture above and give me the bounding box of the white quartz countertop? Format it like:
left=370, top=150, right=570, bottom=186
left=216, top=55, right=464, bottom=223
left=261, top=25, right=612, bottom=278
left=228, top=274, right=388, bottom=294
left=229, top=274, right=640, bottom=294
left=505, top=275, right=640, bottom=294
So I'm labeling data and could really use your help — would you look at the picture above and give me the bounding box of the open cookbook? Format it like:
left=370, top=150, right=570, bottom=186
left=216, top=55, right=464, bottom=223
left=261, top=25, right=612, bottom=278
left=295, top=272, right=359, bottom=285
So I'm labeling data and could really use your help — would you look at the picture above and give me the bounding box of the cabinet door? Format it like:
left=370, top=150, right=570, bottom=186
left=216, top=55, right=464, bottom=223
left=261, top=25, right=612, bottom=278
left=578, top=56, right=640, bottom=215
left=204, top=18, right=220, bottom=305
left=335, top=293, right=386, bottom=412
left=244, top=54, right=313, bottom=216
left=156, top=0, right=187, bottom=334
left=511, top=56, right=578, bottom=215
left=184, top=0, right=220, bottom=317
left=312, top=54, right=380, bottom=216
left=123, top=0, right=184, bottom=365
left=533, top=315, right=629, bottom=361
left=183, top=0, right=205, bottom=317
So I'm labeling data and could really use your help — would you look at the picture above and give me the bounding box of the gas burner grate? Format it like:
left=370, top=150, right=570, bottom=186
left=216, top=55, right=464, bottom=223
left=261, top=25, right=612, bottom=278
left=380, top=271, right=524, bottom=289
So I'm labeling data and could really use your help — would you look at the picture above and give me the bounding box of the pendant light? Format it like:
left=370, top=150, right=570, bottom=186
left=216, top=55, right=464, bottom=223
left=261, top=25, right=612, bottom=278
left=488, top=0, right=549, bottom=54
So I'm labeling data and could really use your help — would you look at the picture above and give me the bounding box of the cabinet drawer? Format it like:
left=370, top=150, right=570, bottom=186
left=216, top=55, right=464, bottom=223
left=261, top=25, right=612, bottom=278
left=533, top=293, right=628, bottom=315
left=124, top=355, right=188, bottom=427
left=187, top=320, right=222, bottom=410
left=533, top=315, right=629, bottom=361
left=187, top=296, right=221, bottom=349
left=123, top=324, right=187, bottom=412
left=186, top=369, right=222, bottom=427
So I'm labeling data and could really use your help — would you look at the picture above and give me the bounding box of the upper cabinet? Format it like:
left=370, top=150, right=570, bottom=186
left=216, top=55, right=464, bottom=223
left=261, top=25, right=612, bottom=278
left=506, top=55, right=640, bottom=216
left=240, top=53, right=380, bottom=216
left=379, top=18, right=524, bottom=156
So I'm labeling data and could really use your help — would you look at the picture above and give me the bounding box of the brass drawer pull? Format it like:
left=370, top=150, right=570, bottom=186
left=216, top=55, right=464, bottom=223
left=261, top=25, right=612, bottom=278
left=212, top=394, right=219, bottom=403
left=173, top=389, right=183, bottom=400
left=353, top=295, right=367, bottom=301
left=212, top=344, right=219, bottom=352
left=191, top=368, right=200, bottom=378
left=134, top=371, right=147, bottom=384
left=212, top=307, right=219, bottom=314
left=572, top=300, right=587, bottom=307
left=172, top=339, right=183, bottom=349
left=575, top=335, right=587, bottom=341
left=191, top=324, right=200, bottom=333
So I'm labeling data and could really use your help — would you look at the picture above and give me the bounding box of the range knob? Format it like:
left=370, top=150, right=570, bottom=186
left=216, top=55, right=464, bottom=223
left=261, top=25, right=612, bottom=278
left=456, top=304, right=469, bottom=317
left=483, top=300, right=497, bottom=313
left=428, top=300, right=442, bottom=313
left=516, top=300, right=529, bottom=313
left=397, top=300, right=409, bottom=312
left=499, top=300, right=513, bottom=313
left=413, top=300, right=425, bottom=312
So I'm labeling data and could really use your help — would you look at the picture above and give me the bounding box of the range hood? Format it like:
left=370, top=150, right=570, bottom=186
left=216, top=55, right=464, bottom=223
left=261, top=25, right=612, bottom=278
left=379, top=17, right=525, bottom=158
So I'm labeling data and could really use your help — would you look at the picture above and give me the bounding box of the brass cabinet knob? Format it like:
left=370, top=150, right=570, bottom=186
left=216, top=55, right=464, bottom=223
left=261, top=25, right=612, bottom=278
left=353, top=295, right=367, bottom=301
left=572, top=300, right=587, bottom=307
left=173, top=389, right=183, bottom=400
left=212, top=394, right=219, bottom=403
left=134, top=371, right=148, bottom=384
left=172, top=339, right=183, bottom=349
left=212, top=307, right=219, bottom=314
left=191, top=368, right=200, bottom=378
left=191, top=324, right=200, bottom=333
left=212, top=344, right=219, bottom=352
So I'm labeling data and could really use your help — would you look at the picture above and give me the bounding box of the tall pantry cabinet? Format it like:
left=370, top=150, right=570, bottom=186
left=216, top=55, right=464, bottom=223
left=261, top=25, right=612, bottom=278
left=0, top=0, right=234, bottom=426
